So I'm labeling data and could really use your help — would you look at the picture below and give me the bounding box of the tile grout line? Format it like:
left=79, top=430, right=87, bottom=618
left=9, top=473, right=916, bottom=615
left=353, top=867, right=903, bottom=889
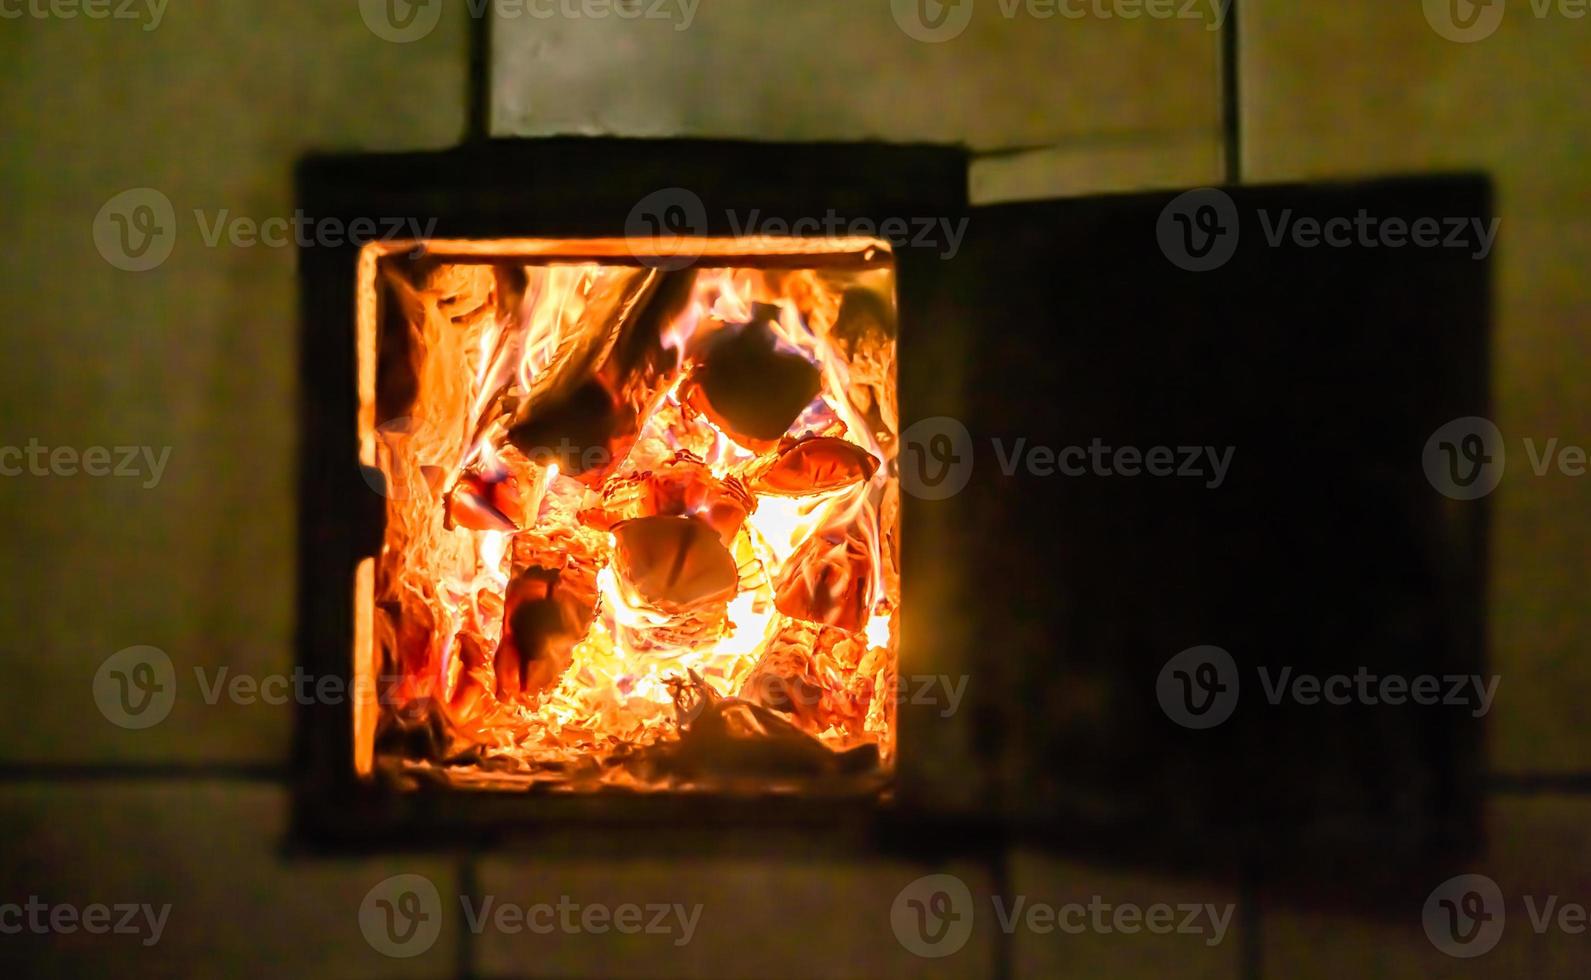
left=467, top=0, right=492, bottom=142
left=458, top=854, right=481, bottom=980
left=1486, top=772, right=1591, bottom=794
left=1221, top=17, right=1247, bottom=980
left=1222, top=0, right=1242, bottom=184
left=992, top=845, right=1014, bottom=980
left=1239, top=863, right=1263, bottom=980
left=0, top=762, right=286, bottom=782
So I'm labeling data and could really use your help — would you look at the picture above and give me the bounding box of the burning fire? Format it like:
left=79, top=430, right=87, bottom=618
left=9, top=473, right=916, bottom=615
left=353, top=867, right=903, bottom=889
left=358, top=239, right=899, bottom=792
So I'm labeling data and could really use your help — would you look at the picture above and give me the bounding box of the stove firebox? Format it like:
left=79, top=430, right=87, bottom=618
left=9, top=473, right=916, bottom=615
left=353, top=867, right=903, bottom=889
left=356, top=237, right=900, bottom=794
left=295, top=141, right=1485, bottom=889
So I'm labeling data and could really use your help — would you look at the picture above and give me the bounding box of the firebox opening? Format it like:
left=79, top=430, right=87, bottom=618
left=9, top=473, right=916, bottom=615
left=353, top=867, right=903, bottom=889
left=353, top=237, right=900, bottom=795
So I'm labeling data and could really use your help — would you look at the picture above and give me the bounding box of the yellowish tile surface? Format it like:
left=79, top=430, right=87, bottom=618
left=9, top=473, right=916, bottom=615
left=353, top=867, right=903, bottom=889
left=970, top=134, right=1224, bottom=204
left=476, top=855, right=999, bottom=978
left=1262, top=797, right=1591, bottom=979
left=492, top=1, right=1223, bottom=151
left=1241, top=1, right=1591, bottom=772
left=1010, top=851, right=1243, bottom=979
left=0, top=2, right=466, bottom=763
left=0, top=782, right=460, bottom=977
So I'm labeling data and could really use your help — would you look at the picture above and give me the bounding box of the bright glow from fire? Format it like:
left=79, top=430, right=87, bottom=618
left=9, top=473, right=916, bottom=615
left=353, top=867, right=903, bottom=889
left=362, top=239, right=899, bottom=792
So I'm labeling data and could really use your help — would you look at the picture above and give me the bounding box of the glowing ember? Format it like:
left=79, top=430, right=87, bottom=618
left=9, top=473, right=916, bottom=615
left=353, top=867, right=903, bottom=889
left=358, top=239, right=899, bottom=792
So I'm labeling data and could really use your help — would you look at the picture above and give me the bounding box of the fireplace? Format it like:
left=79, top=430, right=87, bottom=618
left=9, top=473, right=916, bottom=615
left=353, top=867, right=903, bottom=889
left=295, top=140, right=1490, bottom=885
left=294, top=140, right=964, bottom=850
left=355, top=236, right=900, bottom=795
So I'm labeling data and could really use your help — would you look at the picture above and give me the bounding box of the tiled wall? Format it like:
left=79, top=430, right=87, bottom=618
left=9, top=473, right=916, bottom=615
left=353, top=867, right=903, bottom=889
left=1239, top=5, right=1591, bottom=976
left=489, top=0, right=1228, bottom=200
left=0, top=0, right=466, bottom=767
left=2, top=2, right=1586, bottom=978
left=0, top=1, right=470, bottom=976
left=1241, top=1, right=1591, bottom=779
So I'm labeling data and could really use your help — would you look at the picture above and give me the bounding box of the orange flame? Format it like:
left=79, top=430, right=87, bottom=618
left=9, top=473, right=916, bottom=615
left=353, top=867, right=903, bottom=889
left=364, top=241, right=899, bottom=790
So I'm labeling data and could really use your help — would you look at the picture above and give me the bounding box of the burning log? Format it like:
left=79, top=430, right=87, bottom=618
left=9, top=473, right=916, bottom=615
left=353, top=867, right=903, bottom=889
left=740, top=619, right=824, bottom=722
left=444, top=445, right=546, bottom=532
left=829, top=286, right=898, bottom=439
left=773, top=524, right=875, bottom=634
left=445, top=472, right=517, bottom=532
left=827, top=630, right=879, bottom=735
left=741, top=620, right=874, bottom=735
left=377, top=262, right=499, bottom=420
left=751, top=436, right=879, bottom=497
left=446, top=633, right=493, bottom=721
left=611, top=515, right=739, bottom=612
left=507, top=270, right=695, bottom=486
left=511, top=473, right=610, bottom=569
left=680, top=303, right=822, bottom=453
left=423, top=262, right=497, bottom=328
left=626, top=671, right=880, bottom=782
left=849, top=639, right=892, bottom=729
left=377, top=593, right=438, bottom=682
left=370, top=257, right=900, bottom=788
left=579, top=452, right=755, bottom=545
left=495, top=561, right=596, bottom=702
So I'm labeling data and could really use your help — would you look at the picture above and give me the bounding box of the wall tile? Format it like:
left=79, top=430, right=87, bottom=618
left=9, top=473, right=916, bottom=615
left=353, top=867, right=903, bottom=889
left=0, top=782, right=459, bottom=978
left=1240, top=1, right=1591, bottom=773
left=492, top=1, right=1223, bottom=152
left=1240, top=3, right=1588, bottom=213
left=1261, top=796, right=1591, bottom=979
left=1008, top=850, right=1243, bottom=980
left=970, top=135, right=1223, bottom=204
left=0, top=1, right=466, bottom=764
left=475, top=854, right=999, bottom=979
